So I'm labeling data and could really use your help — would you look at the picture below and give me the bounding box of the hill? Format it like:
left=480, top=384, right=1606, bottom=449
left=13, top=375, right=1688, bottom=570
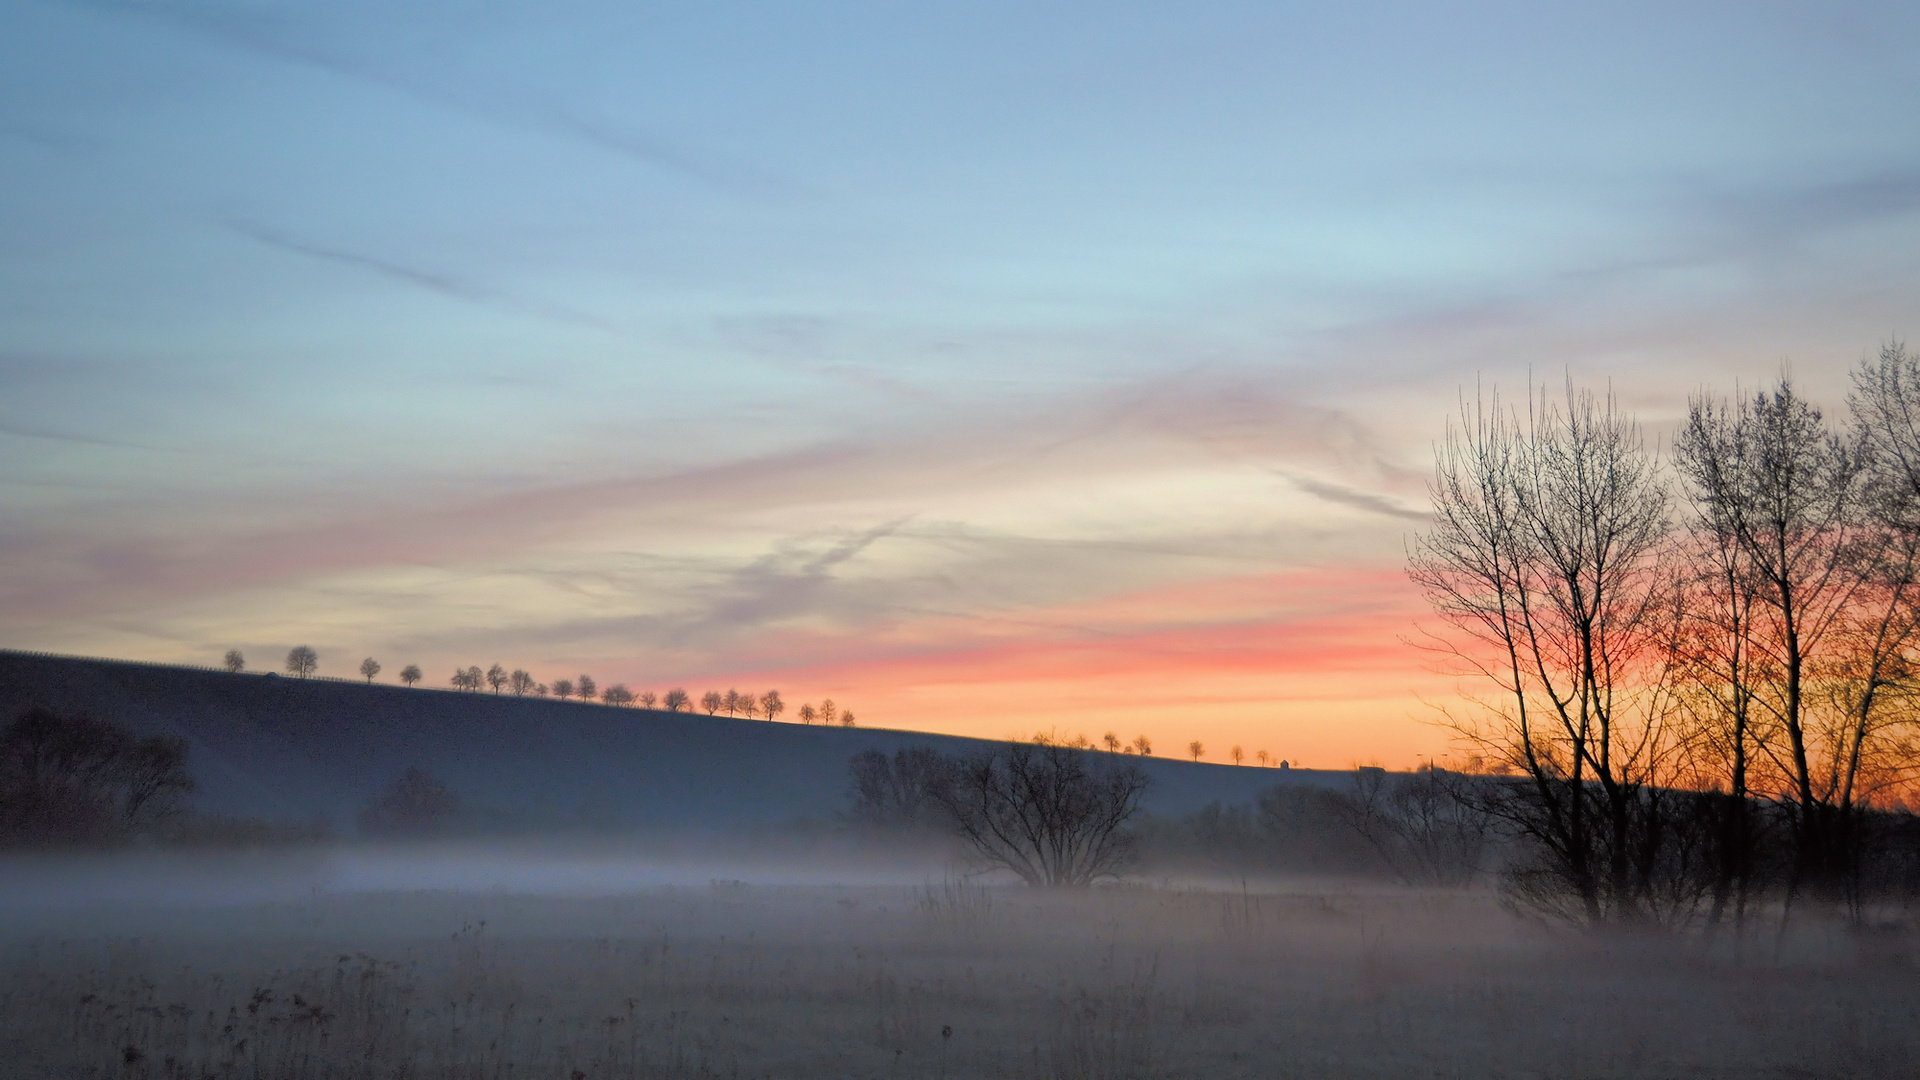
left=0, top=650, right=1351, bottom=835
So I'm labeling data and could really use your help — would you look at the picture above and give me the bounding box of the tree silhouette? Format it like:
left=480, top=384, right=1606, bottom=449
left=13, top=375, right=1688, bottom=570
left=1, top=707, right=195, bottom=845
left=761, top=690, right=784, bottom=721
left=1189, top=741, right=1205, bottom=762
left=1256, top=750, right=1269, bottom=767
left=285, top=646, right=318, bottom=679
left=820, top=699, right=837, bottom=726
left=931, top=742, right=1152, bottom=887
left=723, top=689, right=741, bottom=715
left=701, top=690, right=723, bottom=715
left=664, top=688, right=690, bottom=712
left=1103, top=732, right=1121, bottom=753
left=639, top=691, right=657, bottom=708
left=509, top=669, right=535, bottom=695
left=223, top=650, right=245, bottom=673
left=399, top=664, right=422, bottom=687
left=359, top=657, right=381, bottom=683
left=358, top=767, right=460, bottom=838
left=465, top=665, right=483, bottom=692
left=576, top=674, right=596, bottom=701
left=841, top=710, right=856, bottom=727
left=603, top=684, right=634, bottom=707
left=1131, top=735, right=1152, bottom=757
left=552, top=678, right=575, bottom=700
left=1230, top=745, right=1244, bottom=766
left=798, top=703, right=817, bottom=725
left=486, top=664, right=507, bottom=694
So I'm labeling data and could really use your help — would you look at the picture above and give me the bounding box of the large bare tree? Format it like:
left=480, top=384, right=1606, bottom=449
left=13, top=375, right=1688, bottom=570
left=1410, top=381, right=1680, bottom=923
left=1676, top=377, right=1868, bottom=908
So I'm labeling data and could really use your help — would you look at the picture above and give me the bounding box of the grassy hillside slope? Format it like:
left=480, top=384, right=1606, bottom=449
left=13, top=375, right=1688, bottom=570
left=0, top=651, right=1349, bottom=834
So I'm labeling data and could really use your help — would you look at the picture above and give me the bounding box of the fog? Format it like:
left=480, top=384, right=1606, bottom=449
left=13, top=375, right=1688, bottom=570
left=4, top=842, right=1917, bottom=1079
left=0, top=837, right=954, bottom=913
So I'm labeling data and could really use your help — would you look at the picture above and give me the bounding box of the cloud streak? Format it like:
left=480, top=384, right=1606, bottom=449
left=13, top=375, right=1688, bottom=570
left=77, top=0, right=791, bottom=196
left=221, top=217, right=614, bottom=329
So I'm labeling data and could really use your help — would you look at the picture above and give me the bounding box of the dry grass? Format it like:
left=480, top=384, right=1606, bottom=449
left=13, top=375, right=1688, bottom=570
left=2, top=860, right=1917, bottom=1079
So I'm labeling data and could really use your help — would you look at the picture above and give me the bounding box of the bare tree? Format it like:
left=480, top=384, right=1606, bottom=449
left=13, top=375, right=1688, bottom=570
left=1131, top=735, right=1152, bottom=756
left=465, top=665, right=484, bottom=692
left=1256, top=750, right=1270, bottom=766
left=762, top=690, right=784, bottom=721
left=932, top=742, right=1151, bottom=887
left=1103, top=732, right=1121, bottom=753
left=359, top=657, right=381, bottom=683
left=639, top=691, right=658, bottom=708
left=552, top=677, right=575, bottom=700
left=285, top=646, right=318, bottom=679
left=798, top=703, right=817, bottom=725
left=1230, top=745, right=1244, bottom=766
left=664, top=688, right=690, bottom=712
left=820, top=699, right=838, bottom=726
left=1678, top=375, right=1869, bottom=912
left=1, top=708, right=195, bottom=844
left=509, top=669, right=535, bottom=696
left=399, top=664, right=421, bottom=687
left=486, top=664, right=508, bottom=694
left=1410, top=381, right=1680, bottom=925
left=223, top=650, right=245, bottom=673
left=603, top=684, right=635, bottom=707
left=1187, top=740, right=1205, bottom=762
left=358, top=767, right=460, bottom=838
left=723, top=689, right=741, bottom=715
left=701, top=690, right=723, bottom=715
left=576, top=675, right=596, bottom=701
left=841, top=710, right=856, bottom=727
left=1336, top=767, right=1494, bottom=887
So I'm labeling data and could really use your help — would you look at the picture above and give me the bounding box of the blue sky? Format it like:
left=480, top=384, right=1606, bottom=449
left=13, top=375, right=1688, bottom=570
left=5, top=1, right=1920, bottom=762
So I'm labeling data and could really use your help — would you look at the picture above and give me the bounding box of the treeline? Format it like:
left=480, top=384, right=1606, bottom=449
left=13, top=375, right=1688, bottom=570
left=1411, top=344, right=1920, bottom=928
left=224, top=648, right=857, bottom=726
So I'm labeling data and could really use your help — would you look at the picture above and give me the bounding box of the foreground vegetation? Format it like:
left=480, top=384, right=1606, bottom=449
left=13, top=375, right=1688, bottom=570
left=1, top=873, right=1914, bottom=1079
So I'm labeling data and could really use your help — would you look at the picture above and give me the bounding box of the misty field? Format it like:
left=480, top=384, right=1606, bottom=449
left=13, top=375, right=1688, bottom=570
left=2, top=852, right=1917, bottom=1079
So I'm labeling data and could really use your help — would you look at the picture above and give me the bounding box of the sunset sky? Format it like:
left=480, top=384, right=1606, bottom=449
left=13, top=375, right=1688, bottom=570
left=5, top=2, right=1920, bottom=766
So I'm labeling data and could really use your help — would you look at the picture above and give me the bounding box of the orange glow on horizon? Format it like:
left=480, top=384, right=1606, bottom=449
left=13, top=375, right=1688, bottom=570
left=672, top=565, right=1458, bottom=770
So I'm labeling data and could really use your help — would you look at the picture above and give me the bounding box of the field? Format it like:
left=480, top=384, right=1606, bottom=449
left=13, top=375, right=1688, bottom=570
left=3, top=848, right=1918, bottom=1079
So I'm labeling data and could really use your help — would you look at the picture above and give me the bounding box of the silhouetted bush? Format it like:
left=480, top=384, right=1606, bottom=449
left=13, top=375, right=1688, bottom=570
left=357, top=767, right=462, bottom=838
left=847, top=747, right=951, bottom=832
left=847, top=742, right=1150, bottom=887
left=0, top=706, right=195, bottom=848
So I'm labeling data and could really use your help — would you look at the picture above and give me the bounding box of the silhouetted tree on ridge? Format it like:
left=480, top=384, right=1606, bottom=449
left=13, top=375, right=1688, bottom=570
left=285, top=646, right=318, bottom=679
left=223, top=650, right=245, bottom=673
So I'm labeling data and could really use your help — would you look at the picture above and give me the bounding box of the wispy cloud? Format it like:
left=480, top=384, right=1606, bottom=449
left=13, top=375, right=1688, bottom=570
left=76, top=0, right=793, bottom=196
left=221, top=217, right=614, bottom=329
left=1285, top=475, right=1428, bottom=522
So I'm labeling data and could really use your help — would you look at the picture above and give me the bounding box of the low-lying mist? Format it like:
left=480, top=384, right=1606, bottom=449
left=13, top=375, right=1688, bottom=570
left=3, top=840, right=1916, bottom=1079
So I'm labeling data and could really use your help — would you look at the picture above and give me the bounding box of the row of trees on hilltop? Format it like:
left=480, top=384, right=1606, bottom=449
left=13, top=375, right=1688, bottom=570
left=1411, top=344, right=1920, bottom=928
left=219, top=647, right=867, bottom=727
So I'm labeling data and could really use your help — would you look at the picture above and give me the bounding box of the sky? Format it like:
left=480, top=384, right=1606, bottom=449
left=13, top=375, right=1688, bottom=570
left=5, top=1, right=1920, bottom=768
